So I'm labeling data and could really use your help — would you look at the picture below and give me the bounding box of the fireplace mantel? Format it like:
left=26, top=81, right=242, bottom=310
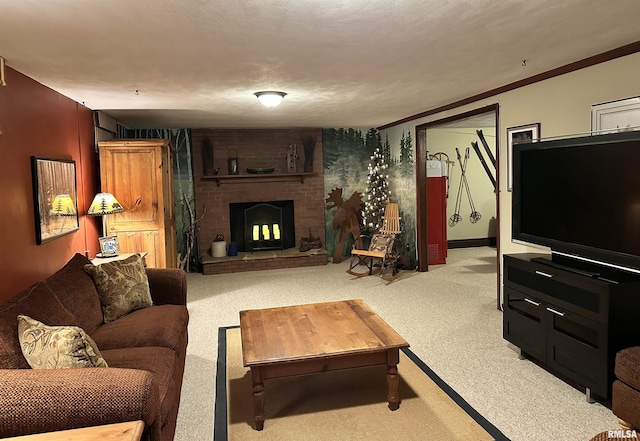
left=202, top=172, right=316, bottom=186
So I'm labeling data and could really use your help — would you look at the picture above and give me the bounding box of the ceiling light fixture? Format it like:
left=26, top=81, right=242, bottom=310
left=254, top=91, right=287, bottom=108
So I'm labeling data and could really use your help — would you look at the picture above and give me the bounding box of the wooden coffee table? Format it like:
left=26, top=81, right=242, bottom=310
left=239, top=299, right=409, bottom=430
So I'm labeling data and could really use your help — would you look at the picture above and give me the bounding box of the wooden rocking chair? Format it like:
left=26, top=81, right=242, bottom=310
left=347, top=202, right=402, bottom=281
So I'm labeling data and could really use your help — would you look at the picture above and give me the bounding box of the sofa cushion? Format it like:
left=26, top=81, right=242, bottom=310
left=616, top=346, right=640, bottom=389
left=101, top=346, right=177, bottom=423
left=45, top=253, right=104, bottom=334
left=613, top=379, right=640, bottom=430
left=83, top=254, right=153, bottom=323
left=17, top=315, right=108, bottom=369
left=91, top=305, right=188, bottom=352
left=0, top=282, right=79, bottom=369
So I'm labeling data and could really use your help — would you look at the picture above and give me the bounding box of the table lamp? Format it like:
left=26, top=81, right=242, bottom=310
left=88, top=192, right=124, bottom=238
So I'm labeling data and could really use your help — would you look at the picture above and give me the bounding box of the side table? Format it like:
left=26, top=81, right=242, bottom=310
left=5, top=420, right=144, bottom=441
left=91, top=252, right=147, bottom=266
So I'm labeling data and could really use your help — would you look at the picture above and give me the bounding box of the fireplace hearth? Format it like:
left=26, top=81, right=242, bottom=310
left=230, top=200, right=295, bottom=252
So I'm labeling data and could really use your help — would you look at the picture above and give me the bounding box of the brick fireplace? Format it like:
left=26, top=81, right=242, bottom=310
left=191, top=128, right=327, bottom=274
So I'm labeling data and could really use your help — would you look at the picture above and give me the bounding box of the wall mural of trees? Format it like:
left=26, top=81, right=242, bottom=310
left=323, top=128, right=417, bottom=265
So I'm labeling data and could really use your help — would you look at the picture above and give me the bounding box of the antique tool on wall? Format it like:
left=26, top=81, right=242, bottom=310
left=449, top=147, right=481, bottom=226
left=448, top=149, right=465, bottom=226
left=471, top=141, right=496, bottom=190
left=472, top=129, right=497, bottom=190
left=477, top=130, right=496, bottom=165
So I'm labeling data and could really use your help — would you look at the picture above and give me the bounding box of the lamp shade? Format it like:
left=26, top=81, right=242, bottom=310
left=88, top=192, right=124, bottom=215
left=50, top=194, right=77, bottom=216
left=254, top=91, right=287, bottom=107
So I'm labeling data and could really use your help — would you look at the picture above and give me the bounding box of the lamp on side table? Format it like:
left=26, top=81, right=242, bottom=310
left=88, top=192, right=124, bottom=257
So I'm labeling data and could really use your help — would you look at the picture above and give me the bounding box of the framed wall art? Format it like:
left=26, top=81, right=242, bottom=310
left=31, top=156, right=79, bottom=244
left=506, top=123, right=540, bottom=192
left=591, top=96, right=640, bottom=134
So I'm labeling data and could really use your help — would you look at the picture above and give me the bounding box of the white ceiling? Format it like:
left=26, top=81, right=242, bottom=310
left=1, top=1, right=639, bottom=130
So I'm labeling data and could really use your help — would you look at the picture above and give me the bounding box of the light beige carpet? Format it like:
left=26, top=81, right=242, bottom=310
left=215, top=327, right=508, bottom=440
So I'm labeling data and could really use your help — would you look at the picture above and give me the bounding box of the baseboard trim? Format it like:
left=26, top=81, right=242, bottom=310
left=448, top=238, right=496, bottom=249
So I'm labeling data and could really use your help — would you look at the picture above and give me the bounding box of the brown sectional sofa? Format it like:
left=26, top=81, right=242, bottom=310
left=613, top=347, right=640, bottom=430
left=0, top=253, right=189, bottom=441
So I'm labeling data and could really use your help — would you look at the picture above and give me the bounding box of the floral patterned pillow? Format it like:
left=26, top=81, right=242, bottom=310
left=83, top=253, right=152, bottom=323
left=17, top=315, right=108, bottom=369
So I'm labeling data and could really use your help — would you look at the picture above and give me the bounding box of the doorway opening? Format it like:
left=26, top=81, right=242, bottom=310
left=415, top=104, right=501, bottom=308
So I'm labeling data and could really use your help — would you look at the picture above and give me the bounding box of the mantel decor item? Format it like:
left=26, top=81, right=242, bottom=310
left=286, top=144, right=298, bottom=172
left=228, top=155, right=239, bottom=175
left=302, top=136, right=315, bottom=172
left=31, top=156, right=80, bottom=244
left=202, top=136, right=214, bottom=176
left=506, top=122, right=540, bottom=192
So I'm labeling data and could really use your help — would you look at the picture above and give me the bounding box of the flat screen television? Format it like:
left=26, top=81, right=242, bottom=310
left=512, top=130, right=640, bottom=274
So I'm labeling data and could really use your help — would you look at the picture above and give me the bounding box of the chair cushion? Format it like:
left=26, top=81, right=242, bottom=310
left=84, top=254, right=152, bottom=323
left=45, top=253, right=104, bottom=334
left=0, top=281, right=79, bottom=369
left=616, top=346, right=640, bottom=389
left=17, top=315, right=108, bottom=369
left=91, top=305, right=188, bottom=352
left=369, top=234, right=395, bottom=252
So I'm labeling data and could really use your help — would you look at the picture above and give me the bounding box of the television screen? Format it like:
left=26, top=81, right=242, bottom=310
left=512, top=131, right=640, bottom=272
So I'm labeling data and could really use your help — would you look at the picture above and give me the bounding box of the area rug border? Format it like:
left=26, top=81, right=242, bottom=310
left=213, top=325, right=509, bottom=441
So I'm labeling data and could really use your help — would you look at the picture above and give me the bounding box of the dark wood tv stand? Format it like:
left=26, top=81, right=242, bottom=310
left=503, top=253, right=640, bottom=402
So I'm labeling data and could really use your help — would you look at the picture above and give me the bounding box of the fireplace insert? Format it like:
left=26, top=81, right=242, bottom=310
left=229, top=200, right=295, bottom=252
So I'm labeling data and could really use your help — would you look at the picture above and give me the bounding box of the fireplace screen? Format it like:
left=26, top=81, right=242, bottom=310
left=230, top=200, right=295, bottom=252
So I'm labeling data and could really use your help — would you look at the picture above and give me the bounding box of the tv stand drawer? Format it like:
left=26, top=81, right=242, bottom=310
left=504, top=254, right=606, bottom=321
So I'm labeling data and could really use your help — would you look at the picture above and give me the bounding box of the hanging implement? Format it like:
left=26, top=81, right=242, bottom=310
left=472, top=129, right=496, bottom=190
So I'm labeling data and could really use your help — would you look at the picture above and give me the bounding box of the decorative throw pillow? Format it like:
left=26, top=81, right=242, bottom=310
left=369, top=234, right=395, bottom=253
left=83, top=253, right=153, bottom=323
left=17, top=315, right=108, bottom=369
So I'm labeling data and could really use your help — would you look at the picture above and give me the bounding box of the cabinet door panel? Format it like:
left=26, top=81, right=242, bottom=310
left=115, top=230, right=162, bottom=269
left=98, top=140, right=175, bottom=268
left=103, top=148, right=162, bottom=231
left=547, top=309, right=607, bottom=396
left=503, top=288, right=546, bottom=361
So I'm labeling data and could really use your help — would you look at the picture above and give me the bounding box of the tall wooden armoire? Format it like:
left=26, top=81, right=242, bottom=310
left=97, top=139, right=177, bottom=268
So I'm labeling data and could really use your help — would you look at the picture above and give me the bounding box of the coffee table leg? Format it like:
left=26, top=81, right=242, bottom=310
left=387, top=349, right=400, bottom=411
left=250, top=367, right=265, bottom=430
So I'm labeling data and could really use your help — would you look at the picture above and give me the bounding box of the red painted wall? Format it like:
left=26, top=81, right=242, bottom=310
left=0, top=66, right=100, bottom=302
